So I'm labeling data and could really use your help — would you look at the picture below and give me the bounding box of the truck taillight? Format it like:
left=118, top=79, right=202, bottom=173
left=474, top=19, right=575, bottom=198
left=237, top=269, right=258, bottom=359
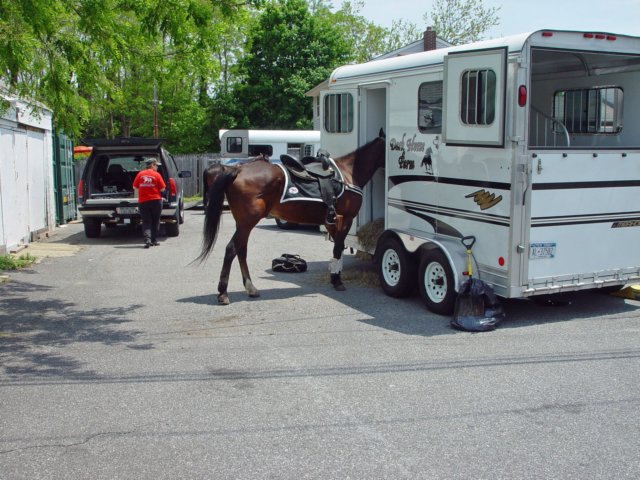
left=78, top=179, right=84, bottom=200
left=169, top=178, right=177, bottom=196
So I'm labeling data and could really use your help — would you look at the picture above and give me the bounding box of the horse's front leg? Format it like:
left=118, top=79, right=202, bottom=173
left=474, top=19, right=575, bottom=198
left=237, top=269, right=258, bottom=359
left=217, top=233, right=237, bottom=305
left=326, top=219, right=352, bottom=291
left=235, top=225, right=260, bottom=298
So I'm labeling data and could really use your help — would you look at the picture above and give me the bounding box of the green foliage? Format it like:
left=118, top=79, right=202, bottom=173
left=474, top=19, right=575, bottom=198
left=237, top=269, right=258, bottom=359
left=0, top=253, right=36, bottom=271
left=232, top=0, right=351, bottom=129
left=0, top=0, right=501, bottom=153
left=425, top=0, right=501, bottom=45
left=0, top=0, right=259, bottom=150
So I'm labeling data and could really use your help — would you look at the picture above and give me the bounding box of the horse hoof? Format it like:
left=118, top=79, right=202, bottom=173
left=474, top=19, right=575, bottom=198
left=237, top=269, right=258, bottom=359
left=330, top=273, right=346, bottom=291
left=248, top=291, right=261, bottom=298
left=218, top=294, right=230, bottom=305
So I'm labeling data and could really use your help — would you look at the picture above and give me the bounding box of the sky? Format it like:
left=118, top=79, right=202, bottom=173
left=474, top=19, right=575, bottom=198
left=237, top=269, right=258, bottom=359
left=351, top=0, right=640, bottom=39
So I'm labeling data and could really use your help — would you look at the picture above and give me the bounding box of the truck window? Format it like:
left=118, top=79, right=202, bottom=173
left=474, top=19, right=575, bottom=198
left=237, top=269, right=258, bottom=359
left=553, top=87, right=623, bottom=134
left=418, top=81, right=443, bottom=133
left=460, top=69, right=496, bottom=125
left=324, top=93, right=354, bottom=133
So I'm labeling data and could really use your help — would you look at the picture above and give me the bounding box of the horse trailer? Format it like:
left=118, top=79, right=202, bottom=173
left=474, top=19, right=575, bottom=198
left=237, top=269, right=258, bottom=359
left=318, top=29, right=640, bottom=314
left=219, top=129, right=320, bottom=160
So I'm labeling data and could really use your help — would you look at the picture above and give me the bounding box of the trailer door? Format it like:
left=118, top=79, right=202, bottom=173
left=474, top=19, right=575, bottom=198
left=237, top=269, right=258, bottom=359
left=320, top=89, right=358, bottom=158
left=443, top=47, right=507, bottom=147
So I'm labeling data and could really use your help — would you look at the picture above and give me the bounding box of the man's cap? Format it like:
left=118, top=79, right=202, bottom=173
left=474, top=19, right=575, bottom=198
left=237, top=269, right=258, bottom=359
left=145, top=158, right=161, bottom=166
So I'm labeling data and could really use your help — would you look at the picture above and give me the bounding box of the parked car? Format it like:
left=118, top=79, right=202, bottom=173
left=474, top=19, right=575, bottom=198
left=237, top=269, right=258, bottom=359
left=77, top=138, right=191, bottom=238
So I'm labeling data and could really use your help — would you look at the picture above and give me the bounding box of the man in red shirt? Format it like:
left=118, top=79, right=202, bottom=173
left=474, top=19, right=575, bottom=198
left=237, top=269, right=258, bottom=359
left=133, top=158, right=166, bottom=248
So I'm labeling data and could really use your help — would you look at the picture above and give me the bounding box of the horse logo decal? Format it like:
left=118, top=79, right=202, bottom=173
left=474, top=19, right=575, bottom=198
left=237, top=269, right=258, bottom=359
left=421, top=147, right=434, bottom=175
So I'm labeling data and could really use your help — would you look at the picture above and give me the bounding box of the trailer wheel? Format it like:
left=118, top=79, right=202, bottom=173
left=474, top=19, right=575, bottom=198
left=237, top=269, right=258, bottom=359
left=83, top=218, right=102, bottom=238
left=377, top=236, right=414, bottom=297
left=418, top=249, right=456, bottom=315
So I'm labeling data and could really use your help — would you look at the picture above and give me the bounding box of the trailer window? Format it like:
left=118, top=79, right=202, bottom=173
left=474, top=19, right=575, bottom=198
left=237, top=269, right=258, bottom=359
left=324, top=93, right=354, bottom=133
left=418, top=81, right=443, bottom=133
left=553, top=87, right=623, bottom=134
left=460, top=69, right=496, bottom=125
left=226, top=137, right=242, bottom=154
left=304, top=144, right=315, bottom=157
left=248, top=144, right=273, bottom=156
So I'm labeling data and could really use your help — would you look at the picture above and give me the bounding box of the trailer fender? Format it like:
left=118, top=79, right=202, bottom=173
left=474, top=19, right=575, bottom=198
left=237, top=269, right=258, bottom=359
left=393, top=232, right=470, bottom=293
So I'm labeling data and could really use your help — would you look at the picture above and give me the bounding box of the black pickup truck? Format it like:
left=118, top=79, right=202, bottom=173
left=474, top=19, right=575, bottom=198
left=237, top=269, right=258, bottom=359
left=77, top=138, right=191, bottom=238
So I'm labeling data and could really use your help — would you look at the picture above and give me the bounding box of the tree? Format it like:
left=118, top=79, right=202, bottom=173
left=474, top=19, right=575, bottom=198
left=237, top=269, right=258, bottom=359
left=233, top=0, right=351, bottom=129
left=0, top=0, right=260, bottom=150
left=330, top=1, right=390, bottom=63
left=425, top=0, right=500, bottom=45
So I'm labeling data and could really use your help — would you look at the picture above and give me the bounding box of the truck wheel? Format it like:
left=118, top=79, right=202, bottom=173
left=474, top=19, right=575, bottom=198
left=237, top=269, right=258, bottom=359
left=418, top=249, right=456, bottom=315
left=377, top=236, right=414, bottom=297
left=166, top=221, right=179, bottom=237
left=83, top=218, right=102, bottom=238
left=179, top=201, right=185, bottom=224
left=275, top=218, right=297, bottom=230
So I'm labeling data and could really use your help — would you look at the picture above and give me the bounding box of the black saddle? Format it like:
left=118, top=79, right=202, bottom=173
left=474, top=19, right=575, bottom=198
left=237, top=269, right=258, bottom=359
left=280, top=150, right=334, bottom=180
left=279, top=150, right=340, bottom=224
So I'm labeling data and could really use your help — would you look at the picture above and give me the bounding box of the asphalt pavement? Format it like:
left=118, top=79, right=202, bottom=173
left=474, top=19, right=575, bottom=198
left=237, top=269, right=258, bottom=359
left=1, top=209, right=639, bottom=479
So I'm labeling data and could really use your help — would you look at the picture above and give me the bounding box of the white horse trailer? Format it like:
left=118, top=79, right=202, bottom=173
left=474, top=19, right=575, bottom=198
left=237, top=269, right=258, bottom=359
left=319, top=29, right=640, bottom=314
left=219, top=129, right=320, bottom=160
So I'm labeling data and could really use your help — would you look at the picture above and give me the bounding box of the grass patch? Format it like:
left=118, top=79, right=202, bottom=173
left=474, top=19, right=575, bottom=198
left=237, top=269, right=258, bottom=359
left=0, top=253, right=37, bottom=271
left=183, top=194, right=203, bottom=203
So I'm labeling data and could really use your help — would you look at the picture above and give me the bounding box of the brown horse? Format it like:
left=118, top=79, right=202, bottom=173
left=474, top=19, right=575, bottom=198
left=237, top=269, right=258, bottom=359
left=196, top=132, right=386, bottom=305
left=202, top=155, right=268, bottom=208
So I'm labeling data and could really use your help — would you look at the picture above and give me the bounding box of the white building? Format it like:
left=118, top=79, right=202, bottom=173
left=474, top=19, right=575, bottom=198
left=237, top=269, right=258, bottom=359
left=0, top=91, right=56, bottom=254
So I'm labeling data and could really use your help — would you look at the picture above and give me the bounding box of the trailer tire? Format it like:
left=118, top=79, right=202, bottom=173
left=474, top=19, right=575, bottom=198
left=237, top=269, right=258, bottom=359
left=377, top=236, right=414, bottom=297
left=418, top=249, right=456, bottom=315
left=83, top=218, right=102, bottom=238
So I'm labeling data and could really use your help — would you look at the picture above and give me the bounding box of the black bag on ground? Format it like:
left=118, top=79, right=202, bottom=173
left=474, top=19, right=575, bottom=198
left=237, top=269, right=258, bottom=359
left=451, top=278, right=505, bottom=332
left=272, top=254, right=307, bottom=273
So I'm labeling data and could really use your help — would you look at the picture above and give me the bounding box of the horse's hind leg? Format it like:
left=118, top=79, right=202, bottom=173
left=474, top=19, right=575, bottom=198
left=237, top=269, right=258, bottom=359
left=217, top=234, right=238, bottom=305
left=234, top=226, right=260, bottom=298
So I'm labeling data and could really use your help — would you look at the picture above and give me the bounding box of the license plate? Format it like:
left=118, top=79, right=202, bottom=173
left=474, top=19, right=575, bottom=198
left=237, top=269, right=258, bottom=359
left=530, top=242, right=556, bottom=259
left=116, top=207, right=138, bottom=214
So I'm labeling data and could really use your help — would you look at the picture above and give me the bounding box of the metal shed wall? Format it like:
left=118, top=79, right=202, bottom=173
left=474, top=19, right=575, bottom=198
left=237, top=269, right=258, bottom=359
left=0, top=97, right=54, bottom=254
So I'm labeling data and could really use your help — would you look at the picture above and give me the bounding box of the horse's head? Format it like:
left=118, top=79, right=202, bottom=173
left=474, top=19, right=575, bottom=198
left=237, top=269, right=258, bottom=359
left=340, top=131, right=386, bottom=187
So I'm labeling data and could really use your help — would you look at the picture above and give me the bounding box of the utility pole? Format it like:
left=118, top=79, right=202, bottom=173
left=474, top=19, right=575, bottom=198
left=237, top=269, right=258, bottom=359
left=153, top=80, right=159, bottom=138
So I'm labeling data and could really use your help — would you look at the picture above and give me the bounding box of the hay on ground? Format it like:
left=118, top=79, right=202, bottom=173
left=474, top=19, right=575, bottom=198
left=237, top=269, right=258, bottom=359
left=356, top=218, right=384, bottom=253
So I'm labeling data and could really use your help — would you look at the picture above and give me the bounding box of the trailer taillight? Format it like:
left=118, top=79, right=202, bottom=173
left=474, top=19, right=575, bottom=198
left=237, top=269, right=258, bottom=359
left=78, top=179, right=84, bottom=201
left=169, top=178, right=177, bottom=196
left=518, top=85, right=527, bottom=107
left=542, top=31, right=553, bottom=37
left=583, top=32, right=616, bottom=41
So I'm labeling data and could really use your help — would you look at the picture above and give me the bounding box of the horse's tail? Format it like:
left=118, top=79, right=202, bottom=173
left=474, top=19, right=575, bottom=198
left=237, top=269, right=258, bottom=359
left=202, top=168, right=210, bottom=207
left=195, top=165, right=238, bottom=264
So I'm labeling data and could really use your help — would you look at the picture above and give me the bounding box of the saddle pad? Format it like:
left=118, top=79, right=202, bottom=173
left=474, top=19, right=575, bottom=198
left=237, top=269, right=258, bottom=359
left=276, top=162, right=345, bottom=204
left=272, top=254, right=308, bottom=273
